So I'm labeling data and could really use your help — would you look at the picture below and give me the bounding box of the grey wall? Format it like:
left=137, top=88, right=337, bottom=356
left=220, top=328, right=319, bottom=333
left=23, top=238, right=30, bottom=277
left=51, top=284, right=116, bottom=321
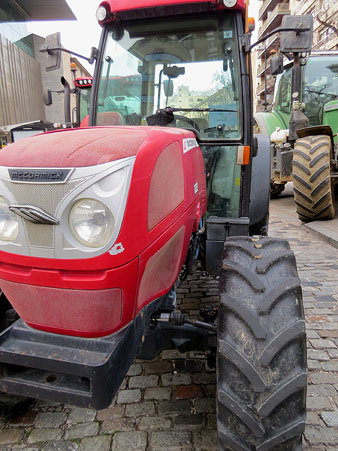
left=0, top=34, right=45, bottom=126
left=0, top=33, right=93, bottom=128
left=32, top=34, right=70, bottom=124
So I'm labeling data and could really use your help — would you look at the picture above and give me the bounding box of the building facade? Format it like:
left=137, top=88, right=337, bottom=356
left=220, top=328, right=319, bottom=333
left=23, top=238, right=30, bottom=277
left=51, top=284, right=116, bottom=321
left=290, top=0, right=338, bottom=50
left=255, top=0, right=290, bottom=112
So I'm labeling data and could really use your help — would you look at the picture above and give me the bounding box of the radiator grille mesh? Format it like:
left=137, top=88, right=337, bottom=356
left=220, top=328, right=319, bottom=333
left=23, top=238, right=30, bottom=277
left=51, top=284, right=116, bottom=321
left=25, top=223, right=55, bottom=247
left=3, top=180, right=83, bottom=248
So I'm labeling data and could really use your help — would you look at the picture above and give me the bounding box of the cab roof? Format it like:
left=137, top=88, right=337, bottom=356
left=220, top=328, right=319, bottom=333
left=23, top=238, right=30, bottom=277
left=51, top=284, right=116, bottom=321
left=98, top=0, right=246, bottom=22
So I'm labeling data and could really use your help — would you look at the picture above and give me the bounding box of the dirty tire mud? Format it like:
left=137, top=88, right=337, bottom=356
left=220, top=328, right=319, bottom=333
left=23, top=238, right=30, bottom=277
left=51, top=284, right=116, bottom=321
left=270, top=182, right=285, bottom=198
left=293, top=135, right=335, bottom=221
left=217, top=236, right=307, bottom=451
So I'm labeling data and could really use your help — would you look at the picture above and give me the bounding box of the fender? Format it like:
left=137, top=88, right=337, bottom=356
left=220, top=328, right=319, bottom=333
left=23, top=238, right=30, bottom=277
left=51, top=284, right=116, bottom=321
left=255, top=111, right=288, bottom=136
left=297, top=124, right=335, bottom=155
left=249, top=134, right=271, bottom=235
left=322, top=100, right=338, bottom=142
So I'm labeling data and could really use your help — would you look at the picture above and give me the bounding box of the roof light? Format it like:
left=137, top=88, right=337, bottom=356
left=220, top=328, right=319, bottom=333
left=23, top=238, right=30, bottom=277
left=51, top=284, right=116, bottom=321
left=223, top=0, right=237, bottom=7
left=96, top=5, right=108, bottom=21
left=248, top=17, right=255, bottom=32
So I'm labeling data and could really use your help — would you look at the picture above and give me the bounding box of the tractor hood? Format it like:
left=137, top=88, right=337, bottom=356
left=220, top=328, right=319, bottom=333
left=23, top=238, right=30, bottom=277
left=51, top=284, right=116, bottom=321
left=0, top=127, right=149, bottom=168
left=0, top=125, right=203, bottom=263
left=0, top=124, right=207, bottom=337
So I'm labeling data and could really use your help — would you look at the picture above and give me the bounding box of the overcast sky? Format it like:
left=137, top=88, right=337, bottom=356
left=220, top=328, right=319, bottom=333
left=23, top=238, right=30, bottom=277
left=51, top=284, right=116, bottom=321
left=27, top=0, right=260, bottom=73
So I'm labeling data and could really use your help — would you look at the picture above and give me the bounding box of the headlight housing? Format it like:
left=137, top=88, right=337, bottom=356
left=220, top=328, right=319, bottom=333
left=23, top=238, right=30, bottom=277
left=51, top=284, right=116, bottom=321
left=0, top=196, right=19, bottom=242
left=69, top=198, right=115, bottom=248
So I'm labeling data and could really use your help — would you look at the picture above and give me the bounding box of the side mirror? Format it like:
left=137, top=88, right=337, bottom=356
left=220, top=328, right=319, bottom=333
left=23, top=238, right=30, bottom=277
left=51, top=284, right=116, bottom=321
left=163, top=66, right=185, bottom=79
left=163, top=79, right=174, bottom=97
left=41, top=34, right=97, bottom=69
left=270, top=53, right=284, bottom=75
left=43, top=32, right=61, bottom=71
left=89, top=47, right=99, bottom=64
left=280, top=15, right=313, bottom=53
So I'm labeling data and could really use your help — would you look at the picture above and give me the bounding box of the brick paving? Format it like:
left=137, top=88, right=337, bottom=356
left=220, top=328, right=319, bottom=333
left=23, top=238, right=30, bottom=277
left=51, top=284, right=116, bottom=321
left=0, top=198, right=338, bottom=450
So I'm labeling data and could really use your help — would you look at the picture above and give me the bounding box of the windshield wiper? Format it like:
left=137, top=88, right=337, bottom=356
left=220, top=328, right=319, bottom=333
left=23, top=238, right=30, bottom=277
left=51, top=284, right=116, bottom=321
left=304, top=88, right=338, bottom=98
left=157, top=106, right=238, bottom=113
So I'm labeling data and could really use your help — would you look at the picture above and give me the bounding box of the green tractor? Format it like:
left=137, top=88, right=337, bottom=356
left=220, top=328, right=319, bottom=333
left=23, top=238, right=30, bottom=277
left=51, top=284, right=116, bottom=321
left=255, top=44, right=338, bottom=220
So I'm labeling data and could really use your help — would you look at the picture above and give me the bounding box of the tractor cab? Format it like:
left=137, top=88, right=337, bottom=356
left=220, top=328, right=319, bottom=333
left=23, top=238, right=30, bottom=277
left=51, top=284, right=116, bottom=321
left=274, top=52, right=338, bottom=132
left=91, top=7, right=268, bottom=273
left=94, top=13, right=242, bottom=213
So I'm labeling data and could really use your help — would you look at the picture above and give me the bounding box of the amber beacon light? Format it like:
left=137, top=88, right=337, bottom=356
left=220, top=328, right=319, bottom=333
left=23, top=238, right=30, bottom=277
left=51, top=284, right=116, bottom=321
left=247, top=17, right=255, bottom=32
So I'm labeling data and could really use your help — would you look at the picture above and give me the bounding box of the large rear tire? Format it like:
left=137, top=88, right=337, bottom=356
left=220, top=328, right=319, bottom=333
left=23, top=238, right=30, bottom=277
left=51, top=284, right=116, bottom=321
left=292, top=135, right=335, bottom=221
left=217, top=236, right=307, bottom=450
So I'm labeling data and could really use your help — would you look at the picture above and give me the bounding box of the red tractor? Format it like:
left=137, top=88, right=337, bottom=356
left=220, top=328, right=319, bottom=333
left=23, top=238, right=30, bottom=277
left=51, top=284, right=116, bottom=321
left=0, top=1, right=308, bottom=449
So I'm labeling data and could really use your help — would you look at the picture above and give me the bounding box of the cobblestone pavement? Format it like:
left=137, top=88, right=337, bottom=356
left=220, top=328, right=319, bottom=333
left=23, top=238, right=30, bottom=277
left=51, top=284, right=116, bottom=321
left=1, top=196, right=338, bottom=450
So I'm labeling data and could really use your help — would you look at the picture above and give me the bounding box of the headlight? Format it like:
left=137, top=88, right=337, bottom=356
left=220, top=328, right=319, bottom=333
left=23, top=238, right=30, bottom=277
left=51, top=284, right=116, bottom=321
left=0, top=196, right=18, bottom=241
left=96, top=5, right=108, bottom=21
left=69, top=198, right=115, bottom=248
left=223, top=0, right=237, bottom=6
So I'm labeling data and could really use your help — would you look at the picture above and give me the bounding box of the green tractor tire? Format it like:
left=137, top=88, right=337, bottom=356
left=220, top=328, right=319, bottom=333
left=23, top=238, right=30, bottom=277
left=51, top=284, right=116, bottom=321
left=292, top=135, right=335, bottom=221
left=217, top=236, right=307, bottom=451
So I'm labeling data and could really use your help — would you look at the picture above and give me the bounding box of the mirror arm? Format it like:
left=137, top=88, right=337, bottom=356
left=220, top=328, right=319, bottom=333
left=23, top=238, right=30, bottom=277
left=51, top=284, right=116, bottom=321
left=249, top=26, right=310, bottom=52
left=61, top=77, right=71, bottom=124
left=40, top=46, right=98, bottom=64
left=157, top=69, right=163, bottom=110
left=102, top=57, right=113, bottom=102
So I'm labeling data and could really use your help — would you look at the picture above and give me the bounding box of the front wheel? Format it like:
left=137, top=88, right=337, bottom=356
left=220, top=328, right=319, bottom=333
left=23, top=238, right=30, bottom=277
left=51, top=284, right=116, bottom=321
left=217, top=236, right=307, bottom=450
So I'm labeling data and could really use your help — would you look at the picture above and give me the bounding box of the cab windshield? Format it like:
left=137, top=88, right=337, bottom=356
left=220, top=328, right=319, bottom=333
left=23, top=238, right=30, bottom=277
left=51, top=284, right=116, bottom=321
left=275, top=55, right=338, bottom=126
left=95, top=14, right=242, bottom=140
left=303, top=55, right=338, bottom=126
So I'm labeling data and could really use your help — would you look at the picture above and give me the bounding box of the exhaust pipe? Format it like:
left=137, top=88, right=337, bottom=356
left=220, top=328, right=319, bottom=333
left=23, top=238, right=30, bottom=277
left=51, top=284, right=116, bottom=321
left=61, top=76, right=71, bottom=124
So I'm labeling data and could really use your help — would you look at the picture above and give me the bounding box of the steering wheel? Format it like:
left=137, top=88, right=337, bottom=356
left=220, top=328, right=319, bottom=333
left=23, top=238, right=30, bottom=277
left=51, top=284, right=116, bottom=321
left=173, top=114, right=200, bottom=132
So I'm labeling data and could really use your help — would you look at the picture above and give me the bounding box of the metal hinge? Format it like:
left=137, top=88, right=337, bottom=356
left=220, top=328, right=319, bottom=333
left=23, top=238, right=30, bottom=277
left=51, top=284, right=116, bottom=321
left=240, top=33, right=252, bottom=53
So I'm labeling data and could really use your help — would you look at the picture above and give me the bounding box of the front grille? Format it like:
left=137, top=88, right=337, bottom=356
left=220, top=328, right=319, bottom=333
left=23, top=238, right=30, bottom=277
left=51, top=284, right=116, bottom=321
left=3, top=180, right=82, bottom=248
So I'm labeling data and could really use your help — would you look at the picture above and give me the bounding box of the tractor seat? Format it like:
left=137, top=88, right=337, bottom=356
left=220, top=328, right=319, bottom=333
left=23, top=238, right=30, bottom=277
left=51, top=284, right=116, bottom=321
left=80, top=112, right=124, bottom=127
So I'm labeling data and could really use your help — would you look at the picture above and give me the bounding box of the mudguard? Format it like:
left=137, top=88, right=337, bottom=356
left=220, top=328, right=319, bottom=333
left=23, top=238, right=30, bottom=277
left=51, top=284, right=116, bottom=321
left=255, top=111, right=287, bottom=136
left=249, top=134, right=271, bottom=234
left=323, top=100, right=338, bottom=141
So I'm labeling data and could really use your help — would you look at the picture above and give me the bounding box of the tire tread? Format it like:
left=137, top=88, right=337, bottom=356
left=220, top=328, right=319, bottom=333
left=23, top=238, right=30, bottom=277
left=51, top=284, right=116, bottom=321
left=293, top=135, right=335, bottom=221
left=217, top=237, right=306, bottom=451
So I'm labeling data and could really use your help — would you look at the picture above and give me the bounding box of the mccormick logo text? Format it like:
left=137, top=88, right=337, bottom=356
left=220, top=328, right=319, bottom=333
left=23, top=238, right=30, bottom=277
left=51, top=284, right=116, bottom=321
left=8, top=168, right=72, bottom=183
left=183, top=138, right=198, bottom=154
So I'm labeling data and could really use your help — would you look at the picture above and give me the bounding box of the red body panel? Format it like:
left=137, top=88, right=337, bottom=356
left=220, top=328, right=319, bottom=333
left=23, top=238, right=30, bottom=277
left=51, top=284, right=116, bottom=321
left=0, top=280, right=124, bottom=337
left=99, top=0, right=246, bottom=18
left=0, top=127, right=147, bottom=167
left=0, top=127, right=206, bottom=337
